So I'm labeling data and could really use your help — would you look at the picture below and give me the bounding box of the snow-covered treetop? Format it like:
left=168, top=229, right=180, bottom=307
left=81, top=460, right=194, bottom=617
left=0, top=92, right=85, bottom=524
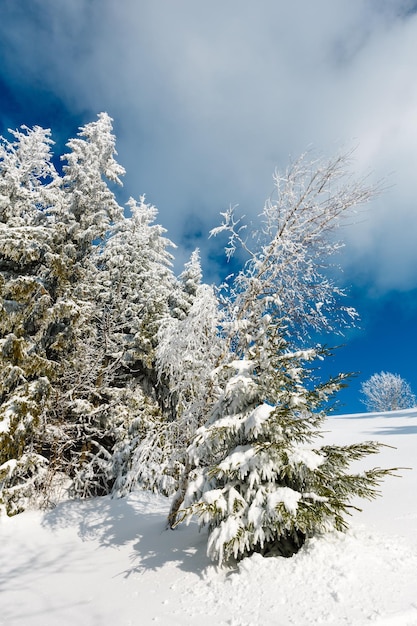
left=179, top=248, right=203, bottom=297
left=0, top=125, right=59, bottom=225
left=61, top=113, right=125, bottom=245
left=62, top=112, right=125, bottom=185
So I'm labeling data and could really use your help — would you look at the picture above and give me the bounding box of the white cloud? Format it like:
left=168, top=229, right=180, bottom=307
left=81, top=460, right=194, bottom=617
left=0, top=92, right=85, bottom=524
left=1, top=0, right=417, bottom=287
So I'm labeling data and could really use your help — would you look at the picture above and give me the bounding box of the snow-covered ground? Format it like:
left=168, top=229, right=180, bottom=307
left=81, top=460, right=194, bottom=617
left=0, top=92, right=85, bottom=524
left=1, top=409, right=417, bottom=626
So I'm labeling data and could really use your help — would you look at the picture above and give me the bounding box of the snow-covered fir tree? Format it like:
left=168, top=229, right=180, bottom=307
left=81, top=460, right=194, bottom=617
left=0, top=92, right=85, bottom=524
left=0, top=114, right=138, bottom=511
left=174, top=328, right=395, bottom=564
left=60, top=112, right=125, bottom=250
left=71, top=196, right=180, bottom=497
left=0, top=112, right=208, bottom=510
left=44, top=118, right=164, bottom=500
left=148, top=282, right=225, bottom=495
left=102, top=242, right=223, bottom=498
left=0, top=124, right=65, bottom=514
left=98, top=196, right=177, bottom=375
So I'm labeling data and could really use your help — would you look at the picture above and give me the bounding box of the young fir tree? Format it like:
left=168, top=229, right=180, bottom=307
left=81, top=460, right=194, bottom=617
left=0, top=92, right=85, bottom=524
left=175, top=334, right=394, bottom=564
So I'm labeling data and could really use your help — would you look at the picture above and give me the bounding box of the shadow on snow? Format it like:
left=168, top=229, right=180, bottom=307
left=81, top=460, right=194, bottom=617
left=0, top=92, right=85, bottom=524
left=40, top=491, right=212, bottom=578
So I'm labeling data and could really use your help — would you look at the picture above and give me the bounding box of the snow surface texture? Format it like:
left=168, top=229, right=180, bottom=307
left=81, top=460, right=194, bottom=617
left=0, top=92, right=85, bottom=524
left=1, top=409, right=417, bottom=626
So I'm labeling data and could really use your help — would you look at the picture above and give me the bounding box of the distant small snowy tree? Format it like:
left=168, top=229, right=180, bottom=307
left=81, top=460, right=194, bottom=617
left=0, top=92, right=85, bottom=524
left=360, top=372, right=416, bottom=412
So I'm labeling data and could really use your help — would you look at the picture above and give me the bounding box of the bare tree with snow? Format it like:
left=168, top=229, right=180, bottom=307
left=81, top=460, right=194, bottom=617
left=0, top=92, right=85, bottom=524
left=360, top=372, right=416, bottom=413
left=211, top=150, right=378, bottom=345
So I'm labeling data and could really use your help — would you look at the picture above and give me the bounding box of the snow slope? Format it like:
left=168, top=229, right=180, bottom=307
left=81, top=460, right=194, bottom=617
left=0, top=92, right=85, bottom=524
left=1, top=409, right=417, bottom=626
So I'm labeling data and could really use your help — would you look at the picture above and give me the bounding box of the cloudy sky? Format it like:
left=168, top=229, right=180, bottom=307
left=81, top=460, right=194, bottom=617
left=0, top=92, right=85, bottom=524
left=1, top=0, right=417, bottom=412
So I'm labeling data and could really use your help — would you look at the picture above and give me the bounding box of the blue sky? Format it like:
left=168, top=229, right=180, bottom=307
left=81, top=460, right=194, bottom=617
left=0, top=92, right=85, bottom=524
left=1, top=0, right=417, bottom=413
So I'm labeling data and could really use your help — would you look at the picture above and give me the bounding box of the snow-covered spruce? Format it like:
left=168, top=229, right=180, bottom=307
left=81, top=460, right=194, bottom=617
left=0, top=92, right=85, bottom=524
left=175, top=351, right=395, bottom=565
left=156, top=281, right=224, bottom=441
left=0, top=123, right=65, bottom=514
